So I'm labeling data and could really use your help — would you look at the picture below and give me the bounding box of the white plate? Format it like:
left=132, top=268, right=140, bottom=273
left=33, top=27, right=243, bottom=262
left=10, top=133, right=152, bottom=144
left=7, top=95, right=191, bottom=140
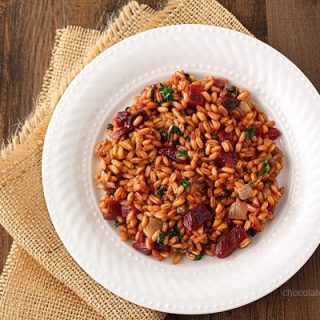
left=42, top=25, right=320, bottom=314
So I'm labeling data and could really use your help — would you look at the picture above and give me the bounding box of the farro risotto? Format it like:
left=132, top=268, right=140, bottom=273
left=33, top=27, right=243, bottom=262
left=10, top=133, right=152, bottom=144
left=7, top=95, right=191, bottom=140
left=95, top=71, right=285, bottom=264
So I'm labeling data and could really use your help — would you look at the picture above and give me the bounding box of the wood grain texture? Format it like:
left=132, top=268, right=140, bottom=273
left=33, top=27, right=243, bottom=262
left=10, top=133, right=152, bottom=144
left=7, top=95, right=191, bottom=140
left=0, top=1, right=319, bottom=319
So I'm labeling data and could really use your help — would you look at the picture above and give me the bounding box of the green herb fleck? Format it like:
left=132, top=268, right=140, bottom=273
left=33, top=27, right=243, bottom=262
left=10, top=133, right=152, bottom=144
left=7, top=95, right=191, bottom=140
left=257, top=159, right=271, bottom=176
left=156, top=187, right=167, bottom=197
left=159, top=86, right=174, bottom=101
left=156, top=232, right=165, bottom=245
left=227, top=85, right=239, bottom=96
left=176, top=149, right=190, bottom=161
left=169, top=124, right=182, bottom=136
left=195, top=253, right=204, bottom=261
left=114, top=221, right=124, bottom=228
left=107, top=123, right=114, bottom=130
left=168, top=230, right=182, bottom=242
left=179, top=178, right=191, bottom=189
left=244, top=127, right=256, bottom=139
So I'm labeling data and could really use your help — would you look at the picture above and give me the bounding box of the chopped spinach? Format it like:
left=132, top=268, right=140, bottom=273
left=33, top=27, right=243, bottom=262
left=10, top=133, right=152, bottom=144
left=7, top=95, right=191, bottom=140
left=176, top=149, right=190, bottom=161
left=244, top=127, right=256, bottom=139
left=194, top=253, right=204, bottom=261
left=159, top=86, right=174, bottom=101
left=156, top=232, right=165, bottom=245
left=179, top=178, right=191, bottom=189
left=257, top=159, right=271, bottom=176
left=156, top=187, right=167, bottom=197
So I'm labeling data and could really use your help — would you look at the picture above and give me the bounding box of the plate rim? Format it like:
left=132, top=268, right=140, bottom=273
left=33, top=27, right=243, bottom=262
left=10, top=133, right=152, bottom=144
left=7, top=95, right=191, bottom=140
left=42, top=24, right=320, bottom=314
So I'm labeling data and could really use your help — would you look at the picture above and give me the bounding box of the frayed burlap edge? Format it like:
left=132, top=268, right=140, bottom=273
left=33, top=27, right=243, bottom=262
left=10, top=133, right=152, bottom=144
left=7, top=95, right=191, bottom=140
left=0, top=243, right=18, bottom=298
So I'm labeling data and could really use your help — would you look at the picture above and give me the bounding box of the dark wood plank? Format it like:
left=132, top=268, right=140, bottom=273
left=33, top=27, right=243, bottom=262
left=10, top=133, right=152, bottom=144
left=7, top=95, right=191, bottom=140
left=0, top=225, right=12, bottom=272
left=0, top=1, right=319, bottom=319
left=266, top=0, right=320, bottom=90
left=219, top=0, right=268, bottom=42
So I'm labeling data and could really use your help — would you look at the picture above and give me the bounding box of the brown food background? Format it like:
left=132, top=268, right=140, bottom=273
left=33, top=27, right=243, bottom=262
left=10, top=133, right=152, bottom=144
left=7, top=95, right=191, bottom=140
left=0, top=0, right=319, bottom=319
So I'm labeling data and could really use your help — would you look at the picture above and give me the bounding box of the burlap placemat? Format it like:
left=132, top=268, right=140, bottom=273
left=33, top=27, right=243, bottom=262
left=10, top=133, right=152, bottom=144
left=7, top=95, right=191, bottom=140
left=0, top=0, right=252, bottom=319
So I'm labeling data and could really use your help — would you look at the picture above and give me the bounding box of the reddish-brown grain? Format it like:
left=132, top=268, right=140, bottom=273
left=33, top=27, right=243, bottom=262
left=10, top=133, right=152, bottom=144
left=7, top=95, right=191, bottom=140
left=95, top=71, right=285, bottom=262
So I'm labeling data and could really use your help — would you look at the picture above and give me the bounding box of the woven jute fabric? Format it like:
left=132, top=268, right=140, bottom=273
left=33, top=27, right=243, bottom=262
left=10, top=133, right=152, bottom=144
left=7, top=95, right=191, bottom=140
left=0, top=0, right=252, bottom=319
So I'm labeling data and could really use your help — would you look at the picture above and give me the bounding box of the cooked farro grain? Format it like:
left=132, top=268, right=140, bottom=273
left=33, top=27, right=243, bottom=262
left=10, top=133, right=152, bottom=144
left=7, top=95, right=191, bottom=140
left=95, top=71, right=285, bottom=262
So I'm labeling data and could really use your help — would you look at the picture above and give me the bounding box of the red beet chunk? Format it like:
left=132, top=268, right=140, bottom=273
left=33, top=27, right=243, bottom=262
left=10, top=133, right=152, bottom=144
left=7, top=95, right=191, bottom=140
left=264, top=127, right=281, bottom=140
left=139, top=232, right=147, bottom=243
left=183, top=205, right=212, bottom=232
left=216, top=225, right=248, bottom=258
left=155, top=243, right=171, bottom=252
left=112, top=110, right=149, bottom=139
left=115, top=111, right=131, bottom=127
left=132, top=242, right=151, bottom=255
left=102, top=199, right=122, bottom=220
left=216, top=151, right=237, bottom=169
left=112, top=126, right=133, bottom=139
left=137, top=102, right=145, bottom=111
left=218, top=130, right=233, bottom=142
left=214, top=78, right=225, bottom=89
left=112, top=110, right=134, bottom=139
left=183, top=212, right=194, bottom=232
left=159, top=146, right=189, bottom=164
left=255, top=126, right=262, bottom=137
left=188, top=84, right=204, bottom=107
left=222, top=93, right=240, bottom=111
left=121, top=205, right=137, bottom=218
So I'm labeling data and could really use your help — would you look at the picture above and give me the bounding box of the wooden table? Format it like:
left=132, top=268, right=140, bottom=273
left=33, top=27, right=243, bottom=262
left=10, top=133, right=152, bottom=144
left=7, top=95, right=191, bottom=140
left=0, top=1, right=319, bottom=319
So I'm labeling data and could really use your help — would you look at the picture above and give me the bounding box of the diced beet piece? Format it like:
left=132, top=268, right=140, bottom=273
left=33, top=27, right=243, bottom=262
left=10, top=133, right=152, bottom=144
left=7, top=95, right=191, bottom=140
left=216, top=151, right=237, bottom=168
left=214, top=78, right=225, bottom=89
left=183, top=205, right=212, bottom=232
left=139, top=232, right=147, bottom=243
left=159, top=146, right=189, bottom=164
left=113, top=110, right=149, bottom=139
left=121, top=205, right=137, bottom=218
left=264, top=127, right=281, bottom=140
left=218, top=130, right=233, bottom=142
left=155, top=243, right=171, bottom=252
left=222, top=93, right=240, bottom=111
left=132, top=242, right=151, bottom=255
left=102, top=199, right=121, bottom=220
left=192, top=205, right=212, bottom=227
left=255, top=126, right=262, bottom=137
left=115, top=111, right=131, bottom=127
left=215, top=225, right=248, bottom=258
left=188, top=84, right=204, bottom=107
left=159, top=146, right=176, bottom=160
left=183, top=212, right=194, bottom=232
left=112, top=126, right=133, bottom=139
left=112, top=110, right=134, bottom=139
left=137, top=102, right=145, bottom=111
